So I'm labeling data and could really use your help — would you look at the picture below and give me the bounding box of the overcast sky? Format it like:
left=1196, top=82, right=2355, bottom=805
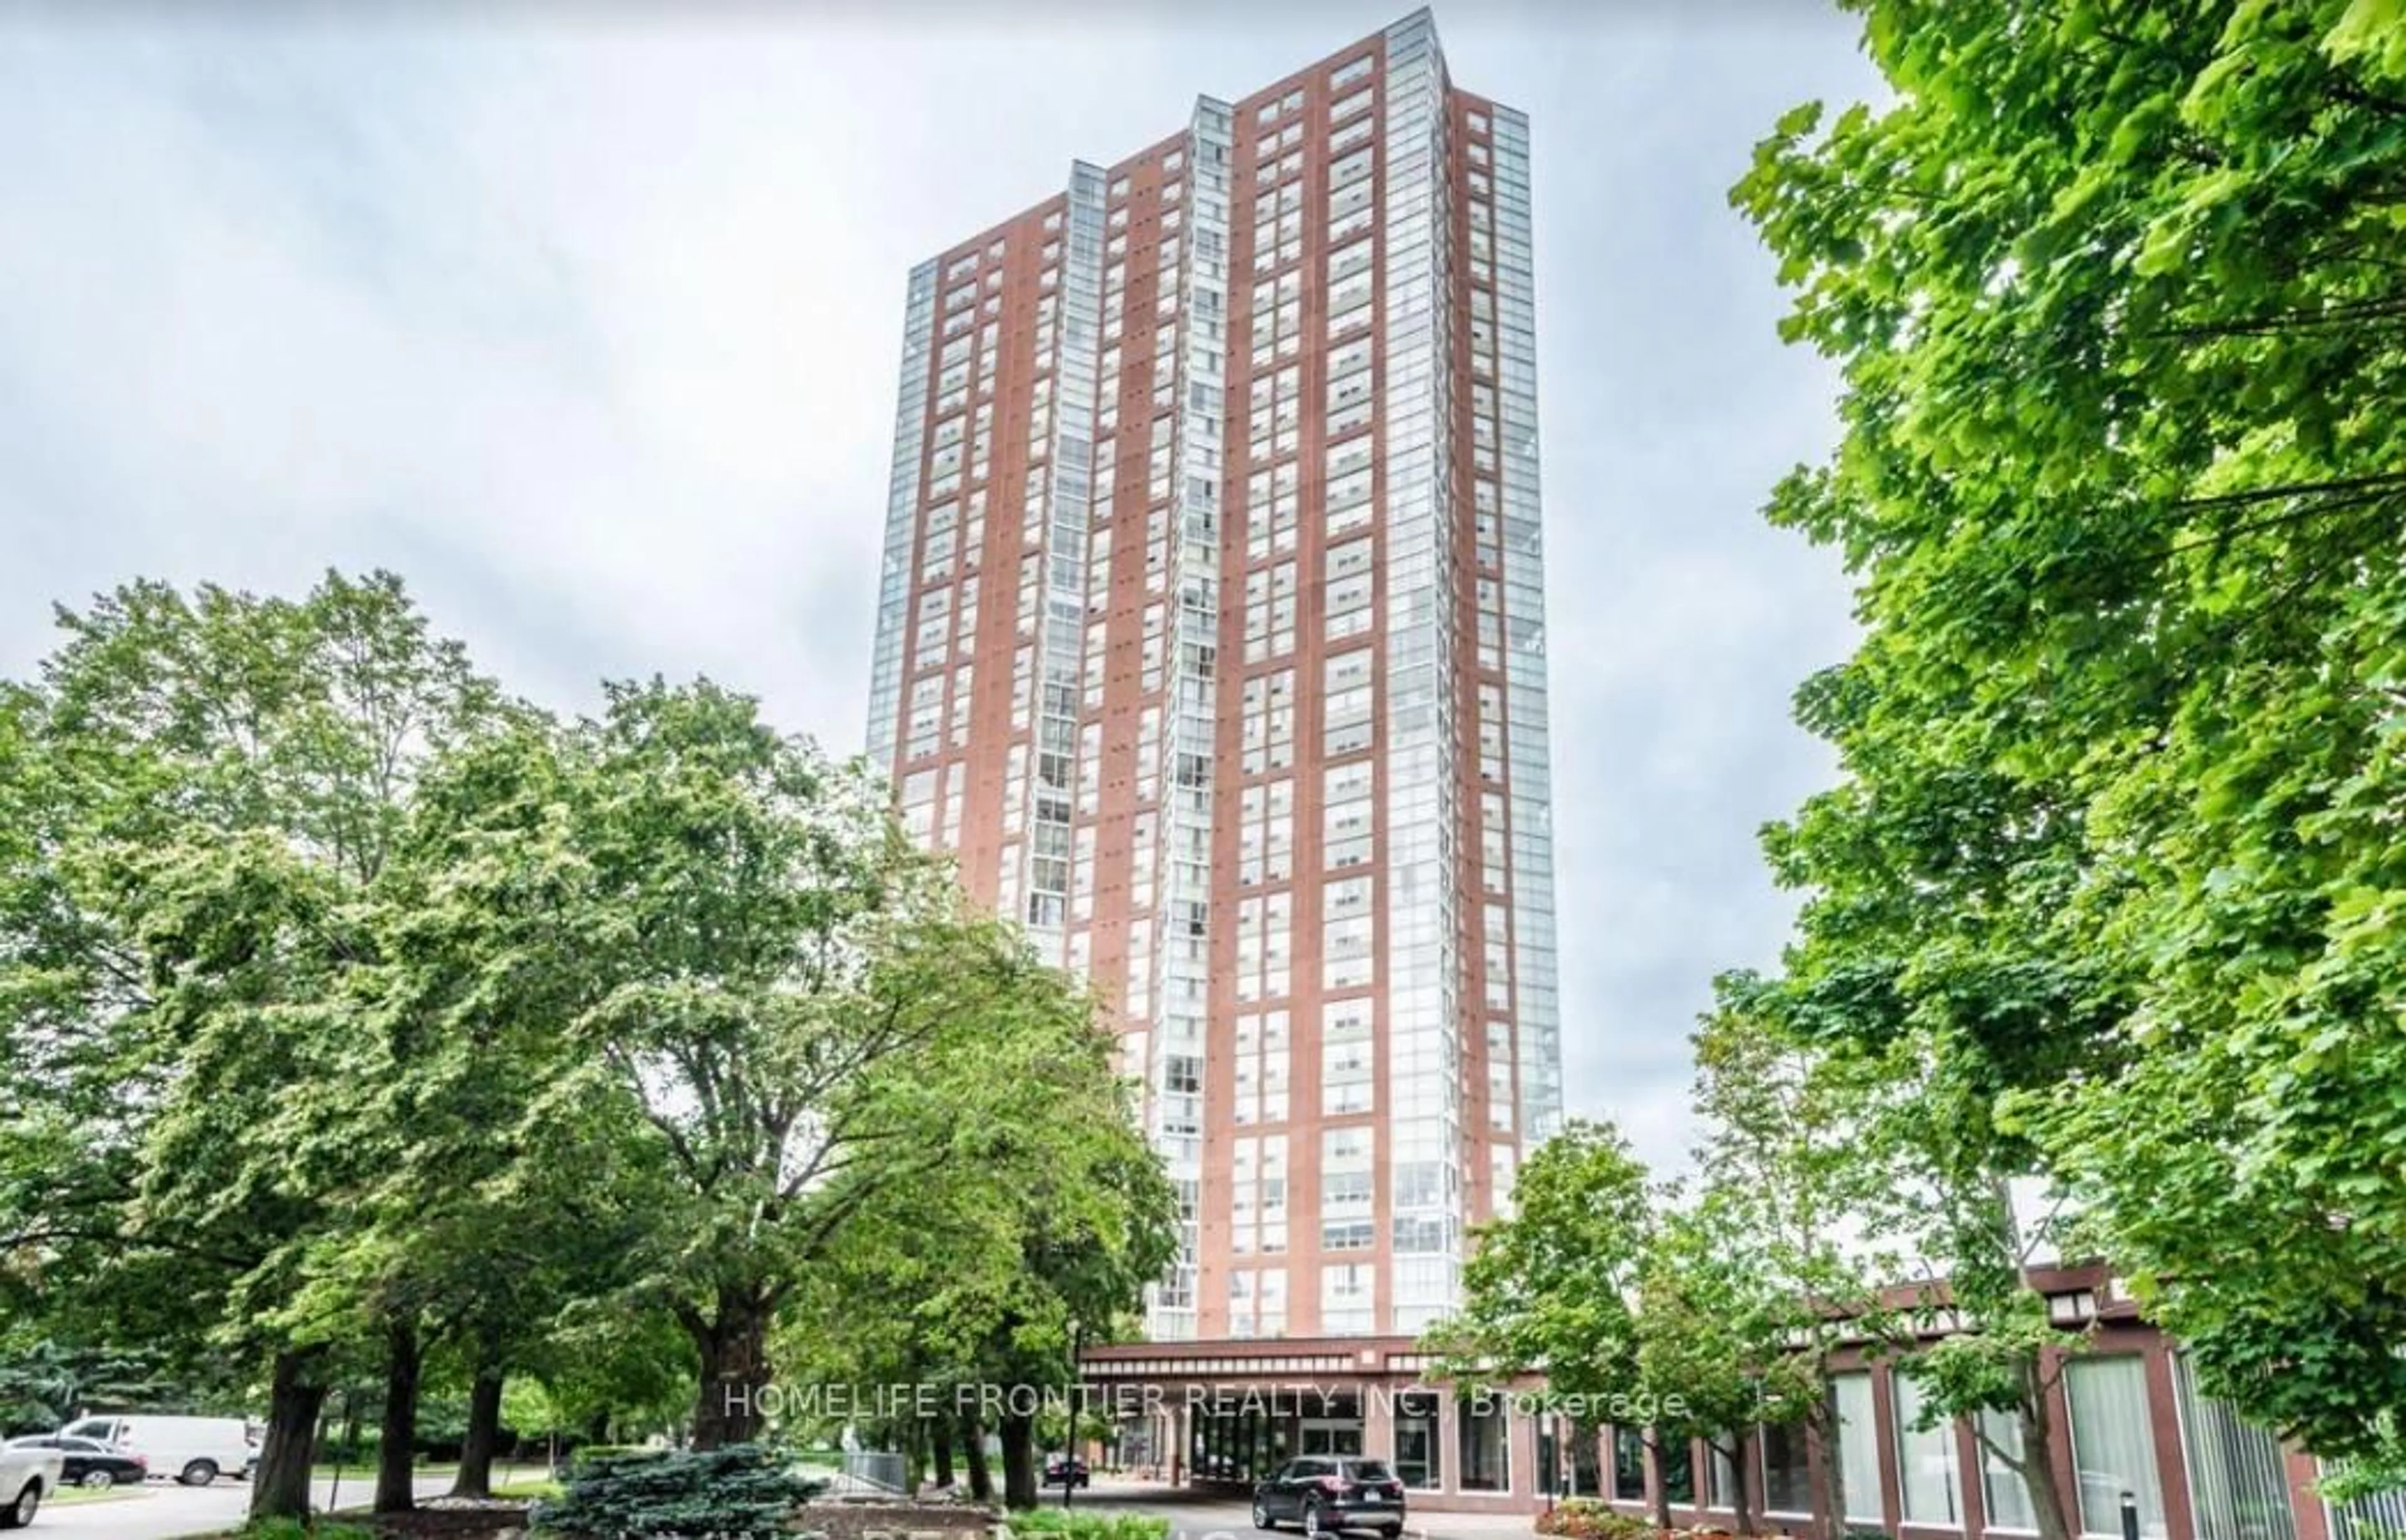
left=0, top=1, right=1878, bottom=1174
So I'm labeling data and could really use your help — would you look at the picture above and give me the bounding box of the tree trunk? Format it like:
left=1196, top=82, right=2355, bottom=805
left=999, top=1411, right=1038, bottom=1511
left=249, top=1350, right=328, bottom=1521
left=2018, top=1373, right=2076, bottom=1540
left=452, top=1368, right=506, bottom=1499
left=375, top=1317, right=424, bottom=1514
left=964, top=1415, right=994, bottom=1501
left=933, top=1412, right=956, bottom=1488
left=1726, top=1435, right=1755, bottom=1536
left=1648, top=1431, right=1674, bottom=1532
left=687, top=1286, right=773, bottom=1450
left=1809, top=1402, right=1847, bottom=1540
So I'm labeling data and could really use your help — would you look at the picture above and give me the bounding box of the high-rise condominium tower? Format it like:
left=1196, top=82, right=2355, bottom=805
left=866, top=9, right=1557, bottom=1346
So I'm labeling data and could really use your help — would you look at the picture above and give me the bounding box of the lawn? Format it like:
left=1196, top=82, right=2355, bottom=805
left=49, top=1483, right=148, bottom=1506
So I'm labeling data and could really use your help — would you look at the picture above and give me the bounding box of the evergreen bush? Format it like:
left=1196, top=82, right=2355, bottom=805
left=531, top=1444, right=824, bottom=1539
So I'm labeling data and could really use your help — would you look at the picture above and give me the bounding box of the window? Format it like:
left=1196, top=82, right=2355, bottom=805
left=1239, top=780, right=1294, bottom=886
left=1242, top=669, right=1296, bottom=774
left=1232, top=1133, right=1289, bottom=1256
left=1320, top=989, right=1372, bottom=1109
left=1831, top=1373, right=1883, bottom=1524
left=1236, top=892, right=1292, bottom=1002
left=1324, top=760, right=1373, bottom=870
left=1458, top=1395, right=1509, bottom=1492
left=1326, top=569, right=1375, bottom=643
left=1759, top=1421, right=1812, bottom=1516
left=1395, top=1392, right=1442, bottom=1491
left=1707, top=1440, right=1742, bottom=1512
left=1895, top=1370, right=1965, bottom=1527
left=1321, top=1219, right=1374, bottom=1251
left=1323, top=648, right=1373, bottom=753
left=1320, top=1263, right=1370, bottom=1333
left=1613, top=1428, right=1647, bottom=1502
left=1233, top=1011, right=1291, bottom=1127
left=2328, top=1475, right=2406, bottom=1540
left=2066, top=1358, right=2166, bottom=1540
left=1660, top=1435, right=1695, bottom=1506
left=2174, top=1354, right=2295, bottom=1540
left=1331, top=54, right=1373, bottom=88
left=1981, top=1410, right=2037, bottom=1532
left=1570, top=1423, right=1604, bottom=1499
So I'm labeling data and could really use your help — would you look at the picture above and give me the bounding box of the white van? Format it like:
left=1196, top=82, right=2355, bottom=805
left=58, top=1415, right=254, bottom=1487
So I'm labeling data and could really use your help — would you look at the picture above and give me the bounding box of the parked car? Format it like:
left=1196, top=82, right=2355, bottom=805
left=1043, top=1455, right=1091, bottom=1488
left=0, top=1440, right=64, bottom=1529
left=1252, top=1455, right=1405, bottom=1539
left=58, top=1413, right=254, bottom=1487
left=6, top=1435, right=147, bottom=1489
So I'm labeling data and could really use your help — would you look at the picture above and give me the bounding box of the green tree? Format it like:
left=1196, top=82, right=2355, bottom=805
left=287, top=719, right=670, bottom=1508
left=1732, top=0, right=2405, bottom=1488
left=1629, top=1197, right=1822, bottom=1539
left=774, top=979, right=1177, bottom=1509
left=443, top=678, right=1157, bottom=1450
left=1429, top=1120, right=1652, bottom=1405
left=1429, top=1120, right=1659, bottom=1513
left=0, top=572, right=502, bottom=1520
left=1691, top=982, right=1905, bottom=1536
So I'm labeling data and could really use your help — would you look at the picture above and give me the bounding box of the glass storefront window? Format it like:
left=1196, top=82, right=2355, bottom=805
left=1459, top=1396, right=1510, bottom=1492
left=2066, top=1357, right=2167, bottom=1540
left=1895, top=1370, right=1965, bottom=1526
left=1570, top=1422, right=1603, bottom=1498
left=1660, top=1435, right=1695, bottom=1507
left=1832, top=1372, right=1883, bottom=1523
left=1707, top=1439, right=1742, bottom=1511
left=1394, top=1392, right=1442, bottom=1491
left=1614, top=1427, right=1648, bottom=1502
left=1759, top=1420, right=1813, bottom=1517
left=1980, top=1409, right=2037, bottom=1532
left=2174, top=1355, right=2294, bottom=1540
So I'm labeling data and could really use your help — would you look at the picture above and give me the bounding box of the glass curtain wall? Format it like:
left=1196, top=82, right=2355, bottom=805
left=2174, top=1353, right=2294, bottom=1540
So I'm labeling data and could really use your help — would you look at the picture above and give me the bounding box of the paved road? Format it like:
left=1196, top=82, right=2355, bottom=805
left=1078, top=1480, right=1539, bottom=1540
left=34, top=1473, right=460, bottom=1539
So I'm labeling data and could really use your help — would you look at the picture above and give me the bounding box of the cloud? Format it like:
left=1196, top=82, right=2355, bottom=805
left=0, top=3, right=1881, bottom=1177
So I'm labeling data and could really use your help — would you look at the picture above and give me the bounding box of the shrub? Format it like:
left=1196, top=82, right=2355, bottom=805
left=532, top=1444, right=825, bottom=1538
left=1535, top=1499, right=1658, bottom=1540
left=1002, top=1511, right=1172, bottom=1540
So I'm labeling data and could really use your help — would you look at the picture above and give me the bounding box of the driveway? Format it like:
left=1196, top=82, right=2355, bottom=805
left=1076, top=1479, right=1541, bottom=1540
left=34, top=1472, right=459, bottom=1539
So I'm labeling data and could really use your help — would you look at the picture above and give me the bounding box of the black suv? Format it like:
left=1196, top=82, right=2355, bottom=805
left=1251, top=1456, right=1405, bottom=1537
